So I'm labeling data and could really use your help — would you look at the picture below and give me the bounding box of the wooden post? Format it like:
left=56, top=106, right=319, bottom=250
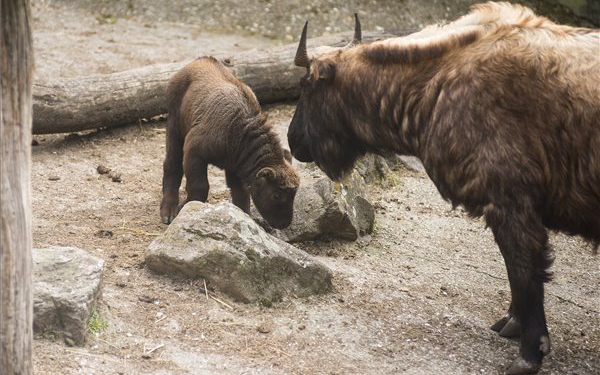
left=1, top=0, right=34, bottom=374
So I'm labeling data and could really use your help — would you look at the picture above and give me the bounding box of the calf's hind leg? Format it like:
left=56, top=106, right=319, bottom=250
left=160, top=121, right=184, bottom=224
left=484, top=201, right=553, bottom=375
left=226, top=170, right=250, bottom=213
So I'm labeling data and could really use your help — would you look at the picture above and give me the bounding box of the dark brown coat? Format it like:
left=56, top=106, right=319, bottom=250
left=288, top=3, right=599, bottom=373
left=161, top=57, right=299, bottom=229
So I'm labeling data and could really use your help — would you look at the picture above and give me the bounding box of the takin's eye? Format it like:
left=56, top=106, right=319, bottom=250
left=272, top=191, right=282, bottom=202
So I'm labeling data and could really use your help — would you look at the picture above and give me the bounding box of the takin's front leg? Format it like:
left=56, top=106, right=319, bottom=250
left=181, top=145, right=209, bottom=211
left=484, top=202, right=553, bottom=375
left=160, top=120, right=184, bottom=224
left=225, top=170, right=250, bottom=213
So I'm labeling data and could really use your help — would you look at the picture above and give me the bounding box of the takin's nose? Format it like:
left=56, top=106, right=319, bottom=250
left=287, top=130, right=314, bottom=163
left=290, top=144, right=314, bottom=163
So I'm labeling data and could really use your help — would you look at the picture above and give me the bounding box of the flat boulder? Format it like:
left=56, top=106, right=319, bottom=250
left=145, top=201, right=333, bottom=303
left=33, top=246, right=104, bottom=345
left=272, top=169, right=375, bottom=242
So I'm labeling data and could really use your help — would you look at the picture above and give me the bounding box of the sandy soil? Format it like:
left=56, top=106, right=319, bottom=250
left=30, top=1, right=599, bottom=374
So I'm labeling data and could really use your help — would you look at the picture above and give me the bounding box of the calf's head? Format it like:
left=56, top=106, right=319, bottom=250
left=288, top=15, right=365, bottom=181
left=249, top=159, right=299, bottom=229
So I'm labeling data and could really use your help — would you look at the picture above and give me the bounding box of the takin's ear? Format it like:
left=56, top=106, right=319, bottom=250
left=310, top=60, right=336, bottom=82
left=257, top=167, right=276, bottom=181
left=283, top=149, right=293, bottom=163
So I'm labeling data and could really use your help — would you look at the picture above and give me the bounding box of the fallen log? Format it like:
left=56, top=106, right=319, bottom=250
left=32, top=30, right=397, bottom=135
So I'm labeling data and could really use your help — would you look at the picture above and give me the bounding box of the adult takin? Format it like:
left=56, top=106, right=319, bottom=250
left=161, top=56, right=300, bottom=229
left=287, top=3, right=599, bottom=374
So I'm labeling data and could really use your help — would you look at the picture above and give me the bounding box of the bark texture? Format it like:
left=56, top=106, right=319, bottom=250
left=1, top=0, right=34, bottom=374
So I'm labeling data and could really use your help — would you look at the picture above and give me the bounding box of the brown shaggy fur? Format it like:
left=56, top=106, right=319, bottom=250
left=161, top=57, right=299, bottom=229
left=288, top=2, right=599, bottom=373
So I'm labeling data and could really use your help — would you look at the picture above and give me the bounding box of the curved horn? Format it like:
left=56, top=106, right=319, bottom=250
left=294, top=21, right=311, bottom=68
left=343, top=13, right=362, bottom=49
left=351, top=13, right=362, bottom=45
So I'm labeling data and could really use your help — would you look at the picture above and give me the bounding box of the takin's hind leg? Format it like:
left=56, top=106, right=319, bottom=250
left=160, top=120, right=184, bottom=224
left=181, top=146, right=209, bottom=211
left=226, top=170, right=250, bottom=213
left=484, top=202, right=553, bottom=375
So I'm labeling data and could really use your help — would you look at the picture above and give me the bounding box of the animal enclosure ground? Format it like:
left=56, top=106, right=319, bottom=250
left=31, top=1, right=599, bottom=374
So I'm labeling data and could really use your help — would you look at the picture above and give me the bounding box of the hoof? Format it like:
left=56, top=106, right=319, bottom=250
left=491, top=315, right=510, bottom=332
left=499, top=318, right=521, bottom=338
left=506, top=356, right=541, bottom=374
left=160, top=202, right=179, bottom=225
left=491, top=315, right=521, bottom=337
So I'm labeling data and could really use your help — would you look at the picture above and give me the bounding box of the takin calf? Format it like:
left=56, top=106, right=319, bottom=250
left=160, top=57, right=300, bottom=229
left=288, top=3, right=599, bottom=374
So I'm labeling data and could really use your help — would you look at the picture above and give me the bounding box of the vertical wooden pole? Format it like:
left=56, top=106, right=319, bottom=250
left=1, top=0, right=34, bottom=374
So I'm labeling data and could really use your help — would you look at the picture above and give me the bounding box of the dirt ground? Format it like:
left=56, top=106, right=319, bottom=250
left=30, top=1, right=599, bottom=374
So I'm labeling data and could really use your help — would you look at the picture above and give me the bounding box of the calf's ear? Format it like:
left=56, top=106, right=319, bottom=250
left=283, top=149, right=293, bottom=163
left=257, top=167, right=276, bottom=181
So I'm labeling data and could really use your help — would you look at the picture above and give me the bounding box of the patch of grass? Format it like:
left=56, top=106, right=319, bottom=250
left=379, top=171, right=401, bottom=188
left=87, top=308, right=108, bottom=334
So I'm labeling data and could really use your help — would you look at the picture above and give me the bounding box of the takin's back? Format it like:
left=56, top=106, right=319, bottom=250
left=361, top=2, right=600, bottom=243
left=436, top=4, right=600, bottom=240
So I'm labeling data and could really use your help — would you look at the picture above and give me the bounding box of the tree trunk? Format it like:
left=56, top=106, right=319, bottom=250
left=1, top=0, right=34, bottom=374
left=32, top=30, right=396, bottom=135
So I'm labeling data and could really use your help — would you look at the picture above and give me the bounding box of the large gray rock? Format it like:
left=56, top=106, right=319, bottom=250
left=33, top=246, right=104, bottom=345
left=354, top=154, right=393, bottom=183
left=145, top=201, right=333, bottom=303
left=272, top=169, right=375, bottom=242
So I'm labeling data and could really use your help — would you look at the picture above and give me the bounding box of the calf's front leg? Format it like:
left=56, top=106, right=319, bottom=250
left=226, top=170, right=250, bottom=213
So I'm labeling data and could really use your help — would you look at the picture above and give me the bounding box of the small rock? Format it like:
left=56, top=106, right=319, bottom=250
left=64, top=337, right=76, bottom=347
left=96, top=165, right=111, bottom=175
left=48, top=176, right=61, bottom=181
left=257, top=319, right=275, bottom=334
left=397, top=155, right=426, bottom=173
left=109, top=171, right=122, bottom=183
left=95, top=229, right=113, bottom=238
left=138, top=295, right=157, bottom=304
